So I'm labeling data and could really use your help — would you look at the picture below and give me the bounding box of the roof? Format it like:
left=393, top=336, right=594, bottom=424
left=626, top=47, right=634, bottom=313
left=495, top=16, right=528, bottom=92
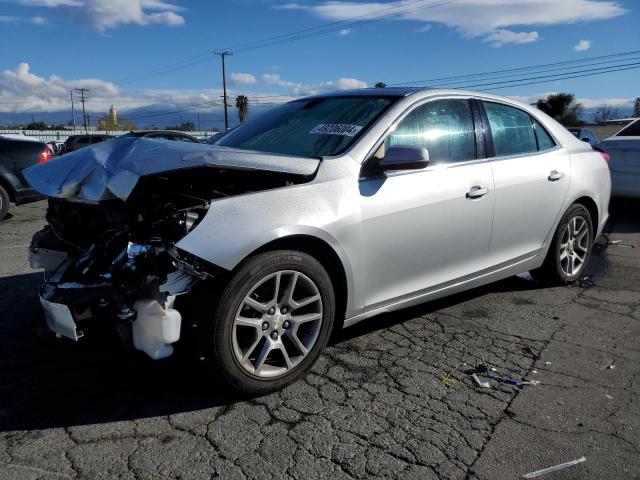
left=313, top=87, right=428, bottom=98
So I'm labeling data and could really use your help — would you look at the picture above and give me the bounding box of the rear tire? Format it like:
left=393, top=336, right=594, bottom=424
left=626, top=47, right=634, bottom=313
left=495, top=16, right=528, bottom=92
left=211, top=250, right=335, bottom=395
left=531, top=204, right=594, bottom=285
left=0, top=185, right=10, bottom=221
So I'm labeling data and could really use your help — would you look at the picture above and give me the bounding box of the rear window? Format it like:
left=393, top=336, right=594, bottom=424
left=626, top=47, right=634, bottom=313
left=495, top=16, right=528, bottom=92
left=616, top=119, right=640, bottom=136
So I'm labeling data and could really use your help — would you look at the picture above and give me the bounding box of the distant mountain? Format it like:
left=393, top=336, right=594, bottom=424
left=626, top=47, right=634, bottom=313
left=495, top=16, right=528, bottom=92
left=0, top=103, right=275, bottom=131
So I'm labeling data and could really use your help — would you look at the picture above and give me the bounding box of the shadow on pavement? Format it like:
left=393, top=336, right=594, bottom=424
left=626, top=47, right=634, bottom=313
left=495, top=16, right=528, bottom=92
left=1, top=198, right=637, bottom=433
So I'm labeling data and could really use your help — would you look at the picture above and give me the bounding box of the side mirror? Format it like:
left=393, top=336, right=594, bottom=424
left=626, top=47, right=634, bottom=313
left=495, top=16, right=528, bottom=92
left=379, top=146, right=429, bottom=173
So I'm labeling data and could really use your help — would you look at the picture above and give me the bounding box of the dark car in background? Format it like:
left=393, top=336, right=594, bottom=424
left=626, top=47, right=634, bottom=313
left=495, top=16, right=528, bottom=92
left=568, top=127, right=600, bottom=146
left=61, top=134, right=115, bottom=154
left=0, top=135, right=51, bottom=220
left=124, top=130, right=202, bottom=143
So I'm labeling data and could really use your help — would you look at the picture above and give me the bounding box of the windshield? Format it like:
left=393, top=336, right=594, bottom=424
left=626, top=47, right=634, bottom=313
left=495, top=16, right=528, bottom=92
left=217, top=95, right=399, bottom=157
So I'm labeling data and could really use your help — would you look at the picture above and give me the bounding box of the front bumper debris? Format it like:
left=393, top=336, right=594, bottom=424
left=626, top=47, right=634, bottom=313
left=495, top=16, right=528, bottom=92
left=40, top=295, right=83, bottom=340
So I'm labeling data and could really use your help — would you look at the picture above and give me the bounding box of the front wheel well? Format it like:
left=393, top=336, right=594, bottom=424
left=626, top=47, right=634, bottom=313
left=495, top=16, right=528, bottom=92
left=0, top=176, right=15, bottom=202
left=573, top=196, right=599, bottom=231
left=251, top=235, right=348, bottom=331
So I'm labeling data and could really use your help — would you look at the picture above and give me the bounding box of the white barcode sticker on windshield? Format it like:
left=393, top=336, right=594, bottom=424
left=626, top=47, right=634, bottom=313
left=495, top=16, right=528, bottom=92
left=310, top=124, right=363, bottom=137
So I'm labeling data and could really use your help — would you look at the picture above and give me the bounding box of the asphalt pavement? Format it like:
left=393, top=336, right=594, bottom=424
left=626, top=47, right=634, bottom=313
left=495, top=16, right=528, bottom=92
left=0, top=199, right=638, bottom=480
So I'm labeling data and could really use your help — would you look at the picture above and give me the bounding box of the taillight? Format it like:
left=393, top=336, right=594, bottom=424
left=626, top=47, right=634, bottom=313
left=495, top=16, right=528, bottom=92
left=38, top=147, right=52, bottom=164
left=592, top=145, right=610, bottom=169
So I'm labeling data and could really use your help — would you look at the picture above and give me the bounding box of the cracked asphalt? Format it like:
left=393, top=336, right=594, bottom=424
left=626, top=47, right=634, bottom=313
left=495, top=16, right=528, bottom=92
left=0, top=199, right=638, bottom=479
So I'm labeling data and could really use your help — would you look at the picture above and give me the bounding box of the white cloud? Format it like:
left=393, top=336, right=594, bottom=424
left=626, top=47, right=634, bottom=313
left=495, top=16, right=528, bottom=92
left=0, top=63, right=119, bottom=112
left=339, top=28, right=351, bottom=36
left=8, top=0, right=185, bottom=31
left=284, top=0, right=626, bottom=46
left=231, top=73, right=257, bottom=85
left=574, top=39, right=592, bottom=51
left=261, top=73, right=366, bottom=94
left=0, top=15, right=18, bottom=22
left=484, top=29, right=539, bottom=47
left=31, top=16, right=47, bottom=24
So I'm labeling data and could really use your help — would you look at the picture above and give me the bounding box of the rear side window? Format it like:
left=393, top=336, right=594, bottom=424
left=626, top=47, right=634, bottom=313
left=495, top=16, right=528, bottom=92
left=616, top=119, right=640, bottom=136
left=386, top=99, right=476, bottom=164
left=483, top=102, right=537, bottom=157
left=533, top=120, right=556, bottom=151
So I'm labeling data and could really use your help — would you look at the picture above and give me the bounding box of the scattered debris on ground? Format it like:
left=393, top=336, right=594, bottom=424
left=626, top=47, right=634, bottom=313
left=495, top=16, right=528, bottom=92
left=521, top=456, right=586, bottom=479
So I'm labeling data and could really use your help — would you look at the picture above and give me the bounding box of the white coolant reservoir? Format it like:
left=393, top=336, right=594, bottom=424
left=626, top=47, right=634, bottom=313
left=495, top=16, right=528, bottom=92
left=132, top=299, right=181, bottom=360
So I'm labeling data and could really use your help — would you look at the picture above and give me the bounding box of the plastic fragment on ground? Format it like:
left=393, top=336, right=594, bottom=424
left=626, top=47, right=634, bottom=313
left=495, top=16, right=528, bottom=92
left=521, top=457, right=586, bottom=479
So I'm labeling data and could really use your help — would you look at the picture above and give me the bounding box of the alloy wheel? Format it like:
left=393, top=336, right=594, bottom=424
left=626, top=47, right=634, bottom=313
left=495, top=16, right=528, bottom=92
left=232, top=270, right=323, bottom=378
left=559, top=215, right=590, bottom=277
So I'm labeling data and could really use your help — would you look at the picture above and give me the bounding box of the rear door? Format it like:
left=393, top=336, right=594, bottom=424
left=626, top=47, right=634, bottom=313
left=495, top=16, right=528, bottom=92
left=359, top=98, right=495, bottom=309
left=480, top=100, right=570, bottom=265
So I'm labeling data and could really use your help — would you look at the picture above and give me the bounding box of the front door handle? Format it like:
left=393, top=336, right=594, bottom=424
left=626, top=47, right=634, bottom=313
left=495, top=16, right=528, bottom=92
left=548, top=170, right=565, bottom=181
left=467, top=185, right=489, bottom=199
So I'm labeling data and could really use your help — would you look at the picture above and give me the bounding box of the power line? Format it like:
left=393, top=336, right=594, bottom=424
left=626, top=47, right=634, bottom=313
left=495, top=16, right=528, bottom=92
left=215, top=51, right=233, bottom=131
left=106, top=0, right=456, bottom=86
left=74, top=88, right=89, bottom=130
left=224, top=0, right=456, bottom=53
left=390, top=49, right=640, bottom=86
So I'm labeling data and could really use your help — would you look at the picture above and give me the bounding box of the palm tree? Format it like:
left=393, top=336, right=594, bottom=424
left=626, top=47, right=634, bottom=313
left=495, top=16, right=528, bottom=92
left=235, top=95, right=249, bottom=123
left=374, top=82, right=386, bottom=88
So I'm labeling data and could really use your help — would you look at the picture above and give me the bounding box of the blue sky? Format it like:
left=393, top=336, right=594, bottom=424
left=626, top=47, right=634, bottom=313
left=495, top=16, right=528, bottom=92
left=1, top=0, right=638, bottom=126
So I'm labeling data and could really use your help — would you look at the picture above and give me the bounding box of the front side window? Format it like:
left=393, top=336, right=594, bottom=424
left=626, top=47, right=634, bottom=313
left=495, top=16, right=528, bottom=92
left=218, top=95, right=399, bottom=157
left=484, top=102, right=538, bottom=157
left=385, top=99, right=476, bottom=164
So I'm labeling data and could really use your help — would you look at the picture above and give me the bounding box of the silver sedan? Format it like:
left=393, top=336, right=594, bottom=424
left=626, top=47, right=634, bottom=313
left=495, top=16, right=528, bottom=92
left=25, top=88, right=611, bottom=394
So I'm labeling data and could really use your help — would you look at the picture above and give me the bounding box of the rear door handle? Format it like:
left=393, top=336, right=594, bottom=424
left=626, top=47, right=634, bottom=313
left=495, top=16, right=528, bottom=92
left=467, top=186, right=489, bottom=199
left=548, top=170, right=565, bottom=181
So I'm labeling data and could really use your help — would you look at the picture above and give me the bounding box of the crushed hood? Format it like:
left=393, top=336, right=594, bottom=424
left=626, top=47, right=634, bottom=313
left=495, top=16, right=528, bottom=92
left=24, top=136, right=320, bottom=203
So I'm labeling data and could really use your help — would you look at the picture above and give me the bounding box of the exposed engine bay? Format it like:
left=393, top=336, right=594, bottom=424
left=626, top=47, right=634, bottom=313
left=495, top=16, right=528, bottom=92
left=29, top=166, right=310, bottom=359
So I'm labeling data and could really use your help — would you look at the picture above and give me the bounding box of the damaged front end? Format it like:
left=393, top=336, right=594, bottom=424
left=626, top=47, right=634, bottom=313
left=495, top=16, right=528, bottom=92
left=25, top=137, right=318, bottom=359
left=31, top=191, right=212, bottom=359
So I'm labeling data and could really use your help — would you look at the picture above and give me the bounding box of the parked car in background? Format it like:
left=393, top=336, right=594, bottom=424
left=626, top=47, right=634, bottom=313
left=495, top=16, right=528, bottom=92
left=25, top=88, right=610, bottom=394
left=0, top=135, right=50, bottom=219
left=567, top=127, right=600, bottom=146
left=61, top=134, right=115, bottom=154
left=124, top=130, right=202, bottom=143
left=46, top=141, right=65, bottom=156
left=200, top=133, right=223, bottom=144
left=599, top=118, right=640, bottom=198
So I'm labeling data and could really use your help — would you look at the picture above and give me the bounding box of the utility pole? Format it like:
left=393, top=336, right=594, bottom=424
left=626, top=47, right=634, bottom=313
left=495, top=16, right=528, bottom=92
left=70, top=91, right=76, bottom=131
left=75, top=88, right=89, bottom=130
left=215, top=51, right=232, bottom=131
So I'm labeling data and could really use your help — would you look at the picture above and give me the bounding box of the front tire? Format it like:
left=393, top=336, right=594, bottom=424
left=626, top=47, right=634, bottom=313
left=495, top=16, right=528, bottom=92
left=0, top=185, right=9, bottom=221
left=212, top=250, right=335, bottom=394
left=531, top=204, right=594, bottom=285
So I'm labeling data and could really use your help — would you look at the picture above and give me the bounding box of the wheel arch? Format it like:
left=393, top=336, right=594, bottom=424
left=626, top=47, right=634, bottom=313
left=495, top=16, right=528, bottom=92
left=572, top=195, right=599, bottom=230
left=0, top=174, right=16, bottom=202
left=250, top=235, right=350, bottom=331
